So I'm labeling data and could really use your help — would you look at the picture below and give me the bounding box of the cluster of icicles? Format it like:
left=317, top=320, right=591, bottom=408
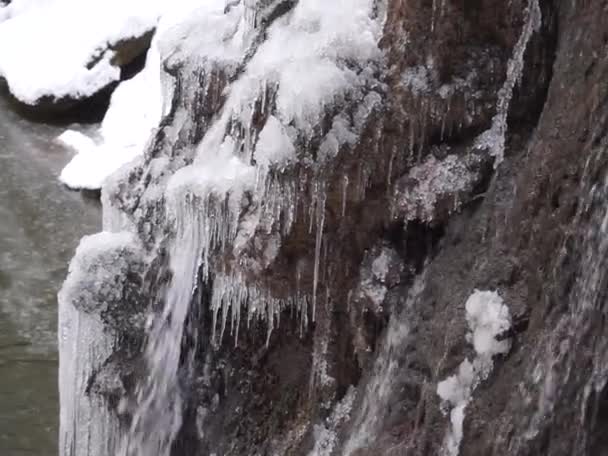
left=121, top=15, right=341, bottom=456
left=120, top=103, right=334, bottom=456
left=118, top=0, right=542, bottom=455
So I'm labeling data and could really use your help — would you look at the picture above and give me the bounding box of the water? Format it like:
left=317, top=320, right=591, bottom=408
left=0, top=97, right=100, bottom=456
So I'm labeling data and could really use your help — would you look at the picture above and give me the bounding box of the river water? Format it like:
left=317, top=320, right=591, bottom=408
left=0, top=98, right=100, bottom=456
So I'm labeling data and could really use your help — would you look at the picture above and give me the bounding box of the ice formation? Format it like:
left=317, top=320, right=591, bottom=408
left=309, top=388, right=357, bottom=456
left=120, top=1, right=386, bottom=454
left=58, top=232, right=143, bottom=456
left=474, top=0, right=541, bottom=165
left=436, top=290, right=512, bottom=456
left=393, top=154, right=476, bottom=223
left=0, top=0, right=168, bottom=105
left=153, top=0, right=384, bottom=338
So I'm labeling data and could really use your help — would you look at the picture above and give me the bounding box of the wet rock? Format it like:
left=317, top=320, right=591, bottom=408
left=59, top=0, right=608, bottom=455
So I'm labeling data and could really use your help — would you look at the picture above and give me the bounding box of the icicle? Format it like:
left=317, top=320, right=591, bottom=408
left=297, top=262, right=307, bottom=337
left=341, top=175, right=349, bottom=218
left=309, top=289, right=334, bottom=395
left=440, top=94, right=452, bottom=142
left=408, top=117, right=416, bottom=160
left=417, top=101, right=428, bottom=162
left=474, top=0, right=541, bottom=166
left=387, top=145, right=396, bottom=190
left=312, top=183, right=326, bottom=323
left=309, top=180, right=318, bottom=234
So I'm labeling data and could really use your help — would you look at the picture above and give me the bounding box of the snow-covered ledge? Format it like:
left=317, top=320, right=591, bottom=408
left=0, top=0, right=165, bottom=108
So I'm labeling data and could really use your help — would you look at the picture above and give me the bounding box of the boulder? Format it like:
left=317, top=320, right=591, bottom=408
left=0, top=0, right=159, bottom=118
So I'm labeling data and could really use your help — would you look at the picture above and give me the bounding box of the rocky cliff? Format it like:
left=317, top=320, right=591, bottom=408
left=59, top=0, right=608, bottom=455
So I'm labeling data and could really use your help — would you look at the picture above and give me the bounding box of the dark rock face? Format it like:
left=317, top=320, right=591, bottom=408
left=64, top=0, right=608, bottom=455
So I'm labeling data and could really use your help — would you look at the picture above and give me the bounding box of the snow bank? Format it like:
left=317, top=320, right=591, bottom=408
left=436, top=290, right=511, bottom=456
left=0, top=0, right=167, bottom=105
left=58, top=0, right=215, bottom=190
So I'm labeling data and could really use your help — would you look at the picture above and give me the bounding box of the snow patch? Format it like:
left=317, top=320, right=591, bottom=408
left=436, top=290, right=511, bottom=456
left=254, top=115, right=296, bottom=167
left=465, top=290, right=512, bottom=359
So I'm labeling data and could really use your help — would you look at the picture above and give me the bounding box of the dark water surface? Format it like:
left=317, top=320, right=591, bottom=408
left=0, top=97, right=100, bottom=456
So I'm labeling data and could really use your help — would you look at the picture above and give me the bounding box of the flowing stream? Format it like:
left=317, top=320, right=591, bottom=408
left=0, top=96, right=100, bottom=456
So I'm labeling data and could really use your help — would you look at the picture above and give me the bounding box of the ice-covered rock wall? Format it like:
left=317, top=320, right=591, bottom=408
left=58, top=232, right=145, bottom=456
left=59, top=0, right=608, bottom=455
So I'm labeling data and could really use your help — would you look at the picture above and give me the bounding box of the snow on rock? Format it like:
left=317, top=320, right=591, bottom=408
left=247, top=0, right=382, bottom=132
left=113, top=1, right=386, bottom=453
left=254, top=115, right=296, bottom=167
left=436, top=290, right=512, bottom=456
left=159, top=0, right=385, bottom=329
left=465, top=290, right=512, bottom=359
left=400, top=57, right=436, bottom=97
left=61, top=0, right=384, bottom=187
left=58, top=0, right=215, bottom=190
left=59, top=231, right=145, bottom=329
left=0, top=0, right=166, bottom=105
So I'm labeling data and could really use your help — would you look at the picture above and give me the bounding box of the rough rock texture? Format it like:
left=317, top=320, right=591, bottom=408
left=62, top=0, right=608, bottom=455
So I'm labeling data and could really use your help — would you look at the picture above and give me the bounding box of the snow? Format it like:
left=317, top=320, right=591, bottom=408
left=0, top=0, right=41, bottom=23
left=59, top=231, right=142, bottom=316
left=254, top=115, right=295, bottom=167
left=401, top=58, right=436, bottom=97
left=60, top=0, right=383, bottom=188
left=243, top=0, right=382, bottom=132
left=465, top=290, right=512, bottom=358
left=0, top=0, right=166, bottom=105
left=436, top=290, right=512, bottom=456
left=437, top=359, right=476, bottom=408
left=58, top=0, right=214, bottom=190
